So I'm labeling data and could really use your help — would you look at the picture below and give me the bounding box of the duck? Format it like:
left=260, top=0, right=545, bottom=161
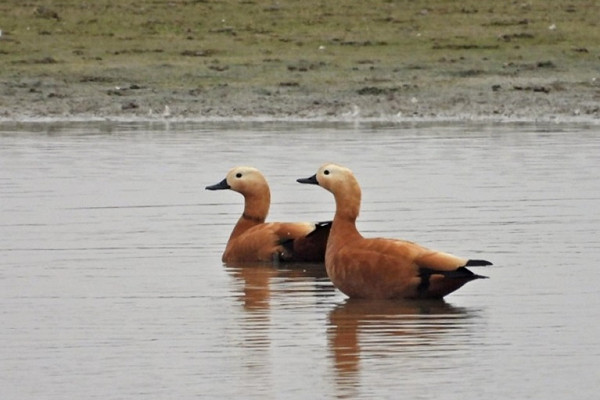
left=297, top=163, right=491, bottom=299
left=206, top=166, right=330, bottom=263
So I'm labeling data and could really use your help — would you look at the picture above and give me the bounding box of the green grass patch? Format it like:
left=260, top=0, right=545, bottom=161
left=1, top=0, right=598, bottom=92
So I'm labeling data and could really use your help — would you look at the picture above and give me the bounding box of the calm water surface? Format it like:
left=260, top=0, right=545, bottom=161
left=1, top=121, right=599, bottom=399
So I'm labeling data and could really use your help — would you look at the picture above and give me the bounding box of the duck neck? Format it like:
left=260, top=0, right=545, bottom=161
left=229, top=189, right=270, bottom=241
left=330, top=183, right=363, bottom=244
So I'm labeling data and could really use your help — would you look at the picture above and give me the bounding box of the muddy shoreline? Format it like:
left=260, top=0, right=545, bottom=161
left=2, top=75, right=599, bottom=124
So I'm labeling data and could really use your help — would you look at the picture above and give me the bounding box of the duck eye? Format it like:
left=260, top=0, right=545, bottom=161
left=324, top=170, right=330, bottom=175
left=236, top=173, right=242, bottom=178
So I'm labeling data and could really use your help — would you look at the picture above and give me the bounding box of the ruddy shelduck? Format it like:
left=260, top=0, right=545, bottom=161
left=297, top=163, right=491, bottom=299
left=206, top=166, right=330, bottom=263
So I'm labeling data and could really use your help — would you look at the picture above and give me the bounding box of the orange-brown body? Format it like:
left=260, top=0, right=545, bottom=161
left=298, top=163, right=491, bottom=299
left=207, top=166, right=330, bottom=263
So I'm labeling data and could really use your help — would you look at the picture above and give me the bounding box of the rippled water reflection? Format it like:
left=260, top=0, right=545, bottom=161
left=1, top=121, right=599, bottom=399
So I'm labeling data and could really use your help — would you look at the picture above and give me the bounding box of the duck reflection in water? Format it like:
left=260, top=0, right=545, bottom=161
left=223, top=261, right=335, bottom=377
left=225, top=261, right=332, bottom=311
left=328, top=299, right=474, bottom=380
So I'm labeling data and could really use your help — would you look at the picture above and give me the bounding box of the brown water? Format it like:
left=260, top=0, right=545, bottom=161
left=1, top=121, right=599, bottom=399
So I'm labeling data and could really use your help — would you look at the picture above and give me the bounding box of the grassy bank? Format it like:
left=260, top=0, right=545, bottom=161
left=1, top=0, right=599, bottom=119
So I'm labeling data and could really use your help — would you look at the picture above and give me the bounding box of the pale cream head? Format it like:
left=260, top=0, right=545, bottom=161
left=224, top=166, right=269, bottom=195
left=314, top=163, right=357, bottom=194
left=298, top=163, right=361, bottom=220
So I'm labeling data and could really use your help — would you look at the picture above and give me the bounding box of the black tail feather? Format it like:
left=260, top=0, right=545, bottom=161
left=417, top=266, right=487, bottom=298
left=276, top=221, right=332, bottom=262
left=305, top=221, right=332, bottom=238
left=466, top=259, right=493, bottom=266
left=420, top=266, right=487, bottom=280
